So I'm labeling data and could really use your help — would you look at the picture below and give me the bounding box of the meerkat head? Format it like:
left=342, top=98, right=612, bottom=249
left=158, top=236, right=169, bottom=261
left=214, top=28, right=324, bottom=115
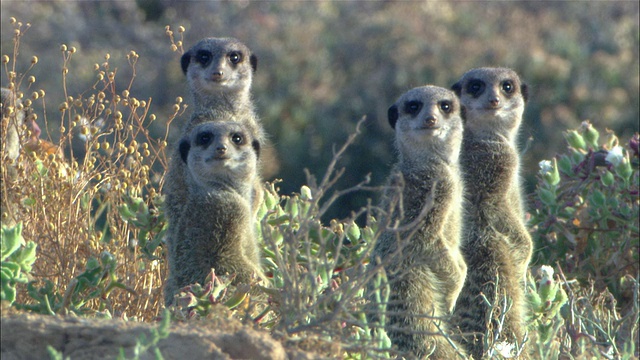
left=179, top=121, right=260, bottom=191
left=388, top=86, right=464, bottom=164
left=181, top=37, right=257, bottom=99
left=451, top=67, right=527, bottom=139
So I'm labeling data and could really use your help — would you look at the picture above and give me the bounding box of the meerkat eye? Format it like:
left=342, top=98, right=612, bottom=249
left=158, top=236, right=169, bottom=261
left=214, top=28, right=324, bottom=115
left=228, top=51, right=242, bottom=64
left=231, top=133, right=244, bottom=145
left=195, top=50, right=212, bottom=67
left=196, top=132, right=213, bottom=146
left=439, top=101, right=452, bottom=113
left=501, top=80, right=514, bottom=93
left=467, top=80, right=484, bottom=97
left=404, top=101, right=422, bottom=116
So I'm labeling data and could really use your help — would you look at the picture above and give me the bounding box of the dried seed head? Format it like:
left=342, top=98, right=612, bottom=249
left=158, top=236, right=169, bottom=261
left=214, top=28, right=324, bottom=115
left=178, top=26, right=185, bottom=33
left=1, top=55, right=9, bottom=64
left=28, top=76, right=36, bottom=84
left=31, top=56, right=38, bottom=64
left=60, top=44, right=67, bottom=52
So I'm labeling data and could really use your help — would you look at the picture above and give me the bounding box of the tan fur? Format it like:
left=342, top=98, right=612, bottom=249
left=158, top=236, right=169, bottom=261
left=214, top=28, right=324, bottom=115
left=372, top=86, right=467, bottom=358
left=164, top=121, right=264, bottom=305
left=451, top=67, right=533, bottom=359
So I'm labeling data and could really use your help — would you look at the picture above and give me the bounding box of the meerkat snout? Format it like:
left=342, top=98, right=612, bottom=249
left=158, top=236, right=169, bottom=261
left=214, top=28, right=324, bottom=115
left=424, top=115, right=438, bottom=128
left=216, top=144, right=227, bottom=155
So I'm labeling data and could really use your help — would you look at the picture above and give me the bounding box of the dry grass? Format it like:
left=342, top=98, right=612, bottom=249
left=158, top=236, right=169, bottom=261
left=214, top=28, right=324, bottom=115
left=1, top=18, right=188, bottom=320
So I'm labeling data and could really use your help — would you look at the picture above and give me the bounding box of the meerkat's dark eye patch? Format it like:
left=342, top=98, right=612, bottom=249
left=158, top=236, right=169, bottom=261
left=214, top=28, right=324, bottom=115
left=231, top=133, right=244, bottom=145
left=196, top=131, right=213, bottom=147
left=404, top=100, right=423, bottom=116
left=439, top=100, right=453, bottom=113
left=466, top=80, right=484, bottom=97
left=501, top=80, right=514, bottom=94
left=228, top=51, right=242, bottom=65
left=195, top=50, right=213, bottom=67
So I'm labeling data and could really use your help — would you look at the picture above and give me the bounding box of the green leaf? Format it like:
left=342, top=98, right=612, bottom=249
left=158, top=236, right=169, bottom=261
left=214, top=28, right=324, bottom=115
left=1, top=223, right=24, bottom=261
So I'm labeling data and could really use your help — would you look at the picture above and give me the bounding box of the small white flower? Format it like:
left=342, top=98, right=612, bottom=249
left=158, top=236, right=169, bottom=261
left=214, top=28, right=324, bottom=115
left=494, top=341, right=517, bottom=358
left=539, top=265, right=554, bottom=279
left=538, top=160, right=553, bottom=176
left=605, top=146, right=625, bottom=167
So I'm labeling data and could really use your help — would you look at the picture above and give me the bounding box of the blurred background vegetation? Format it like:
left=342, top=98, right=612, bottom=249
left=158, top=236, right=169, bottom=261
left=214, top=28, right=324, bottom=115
left=1, top=0, right=638, bottom=222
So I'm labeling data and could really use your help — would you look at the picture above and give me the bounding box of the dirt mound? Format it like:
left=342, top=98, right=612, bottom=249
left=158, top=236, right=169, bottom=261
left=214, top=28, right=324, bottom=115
left=1, top=311, right=315, bottom=360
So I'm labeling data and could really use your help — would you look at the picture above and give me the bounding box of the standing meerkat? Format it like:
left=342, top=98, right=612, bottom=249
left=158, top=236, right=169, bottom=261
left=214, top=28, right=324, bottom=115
left=451, top=67, right=533, bottom=359
left=179, top=37, right=264, bottom=139
left=165, top=37, right=266, bottom=230
left=371, top=86, right=468, bottom=358
left=164, top=121, right=265, bottom=305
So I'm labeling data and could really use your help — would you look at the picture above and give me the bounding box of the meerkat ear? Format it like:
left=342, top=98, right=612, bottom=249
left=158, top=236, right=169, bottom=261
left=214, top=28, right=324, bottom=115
left=451, top=81, right=463, bottom=97
left=252, top=139, right=260, bottom=159
left=520, top=83, right=529, bottom=103
left=460, top=106, right=467, bottom=122
left=250, top=54, right=258, bottom=73
left=180, top=51, right=192, bottom=75
left=179, top=139, right=191, bottom=163
left=388, top=105, right=399, bottom=129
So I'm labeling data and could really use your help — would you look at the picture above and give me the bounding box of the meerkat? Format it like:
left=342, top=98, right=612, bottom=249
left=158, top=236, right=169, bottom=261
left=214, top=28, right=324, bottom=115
left=1, top=87, right=24, bottom=162
left=371, top=86, right=468, bottom=358
left=451, top=67, right=533, bottom=359
left=1, top=88, right=62, bottom=160
left=179, top=37, right=265, bottom=141
left=165, top=37, right=266, bottom=228
left=164, top=121, right=265, bottom=306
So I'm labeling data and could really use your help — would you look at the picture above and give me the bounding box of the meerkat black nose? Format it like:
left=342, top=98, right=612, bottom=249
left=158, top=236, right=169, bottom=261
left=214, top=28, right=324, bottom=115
left=425, top=116, right=438, bottom=127
left=216, top=145, right=227, bottom=154
left=489, top=97, right=500, bottom=107
left=212, top=70, right=224, bottom=80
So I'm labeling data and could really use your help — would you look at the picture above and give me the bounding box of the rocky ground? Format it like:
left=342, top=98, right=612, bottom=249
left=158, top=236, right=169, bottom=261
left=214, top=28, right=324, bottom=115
left=1, top=307, right=321, bottom=360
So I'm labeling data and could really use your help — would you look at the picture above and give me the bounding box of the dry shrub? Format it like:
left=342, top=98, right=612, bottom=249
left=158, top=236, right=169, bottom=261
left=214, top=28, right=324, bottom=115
left=1, top=17, right=184, bottom=320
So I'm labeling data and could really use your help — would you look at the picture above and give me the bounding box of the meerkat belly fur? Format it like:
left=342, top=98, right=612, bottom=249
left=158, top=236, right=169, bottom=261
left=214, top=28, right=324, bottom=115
left=451, top=67, right=533, bottom=358
left=164, top=37, right=266, bottom=258
left=164, top=121, right=265, bottom=306
left=371, top=86, right=467, bottom=358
